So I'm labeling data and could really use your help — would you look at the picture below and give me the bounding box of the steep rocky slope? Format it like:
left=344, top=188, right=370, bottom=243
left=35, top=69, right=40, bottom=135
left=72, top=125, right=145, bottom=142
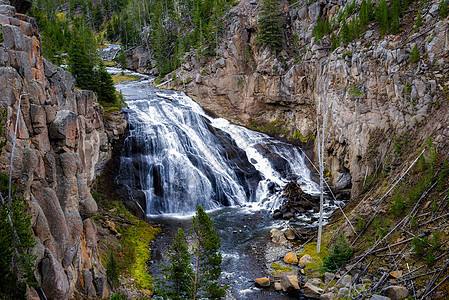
left=0, top=1, right=125, bottom=298
left=168, top=0, right=449, bottom=197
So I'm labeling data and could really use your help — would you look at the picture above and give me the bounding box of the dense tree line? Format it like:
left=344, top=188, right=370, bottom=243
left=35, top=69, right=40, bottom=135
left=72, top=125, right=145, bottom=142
left=30, top=0, right=236, bottom=76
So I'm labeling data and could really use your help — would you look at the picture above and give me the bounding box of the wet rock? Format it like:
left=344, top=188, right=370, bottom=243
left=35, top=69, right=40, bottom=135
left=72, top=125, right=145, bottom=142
left=273, top=209, right=283, bottom=219
left=382, top=285, right=409, bottom=300
left=284, top=252, right=298, bottom=264
left=255, top=277, right=270, bottom=287
left=283, top=211, right=294, bottom=219
left=280, top=275, right=300, bottom=292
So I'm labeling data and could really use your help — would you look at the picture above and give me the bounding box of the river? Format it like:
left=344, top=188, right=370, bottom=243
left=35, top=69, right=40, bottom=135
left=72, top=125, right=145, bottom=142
left=111, top=68, right=337, bottom=299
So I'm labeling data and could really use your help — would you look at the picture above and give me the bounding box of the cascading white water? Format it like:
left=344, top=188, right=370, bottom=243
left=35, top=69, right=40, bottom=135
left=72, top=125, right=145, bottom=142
left=115, top=70, right=320, bottom=217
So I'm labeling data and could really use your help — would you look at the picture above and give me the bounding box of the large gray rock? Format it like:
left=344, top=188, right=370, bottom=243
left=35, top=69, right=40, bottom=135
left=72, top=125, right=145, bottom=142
left=40, top=249, right=70, bottom=300
left=49, top=110, right=77, bottom=147
left=281, top=275, right=300, bottom=292
left=303, top=279, right=322, bottom=299
left=382, top=285, right=409, bottom=300
left=371, top=295, right=391, bottom=300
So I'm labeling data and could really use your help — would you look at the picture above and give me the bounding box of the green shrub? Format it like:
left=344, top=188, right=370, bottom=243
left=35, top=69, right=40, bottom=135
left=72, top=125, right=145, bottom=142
left=410, top=44, right=420, bottom=62
left=356, top=217, right=366, bottom=232
left=414, top=12, right=422, bottom=32
left=439, top=0, right=448, bottom=18
left=106, top=252, right=120, bottom=288
left=110, top=293, right=126, bottom=300
left=321, top=234, right=353, bottom=272
left=390, top=194, right=405, bottom=217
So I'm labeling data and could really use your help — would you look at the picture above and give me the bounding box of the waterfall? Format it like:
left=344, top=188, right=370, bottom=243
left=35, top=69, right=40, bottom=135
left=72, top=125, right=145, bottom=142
left=115, top=72, right=319, bottom=216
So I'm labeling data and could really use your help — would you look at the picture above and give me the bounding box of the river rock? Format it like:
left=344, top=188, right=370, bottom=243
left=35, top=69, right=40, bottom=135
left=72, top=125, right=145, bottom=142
left=281, top=275, right=300, bottom=292
left=382, top=285, right=409, bottom=300
left=274, top=281, right=282, bottom=291
left=303, top=278, right=323, bottom=299
left=255, top=277, right=270, bottom=287
left=284, top=229, right=296, bottom=240
left=284, top=252, right=298, bottom=264
left=270, top=228, right=287, bottom=244
left=300, top=254, right=315, bottom=264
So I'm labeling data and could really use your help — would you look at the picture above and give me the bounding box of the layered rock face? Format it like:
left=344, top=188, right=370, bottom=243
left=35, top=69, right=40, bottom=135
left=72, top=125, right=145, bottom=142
left=0, top=2, right=114, bottom=298
left=172, top=0, right=449, bottom=195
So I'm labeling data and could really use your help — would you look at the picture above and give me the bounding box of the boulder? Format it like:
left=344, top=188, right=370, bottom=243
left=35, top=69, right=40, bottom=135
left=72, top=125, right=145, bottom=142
left=324, top=272, right=334, bottom=284
left=280, top=275, right=300, bottom=292
left=49, top=110, right=77, bottom=148
left=284, top=252, right=298, bottom=264
left=270, top=228, right=287, bottom=244
left=40, top=249, right=70, bottom=300
left=337, top=287, right=350, bottom=298
left=303, top=278, right=323, bottom=299
left=338, top=274, right=351, bottom=287
left=382, top=285, right=409, bottom=300
left=284, top=229, right=296, bottom=240
left=320, top=292, right=335, bottom=300
left=255, top=277, right=270, bottom=287
left=300, top=254, right=315, bottom=264
left=274, top=281, right=282, bottom=291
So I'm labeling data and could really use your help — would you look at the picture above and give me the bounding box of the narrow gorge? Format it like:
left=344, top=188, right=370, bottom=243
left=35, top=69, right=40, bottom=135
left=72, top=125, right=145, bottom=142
left=1, top=0, right=449, bottom=298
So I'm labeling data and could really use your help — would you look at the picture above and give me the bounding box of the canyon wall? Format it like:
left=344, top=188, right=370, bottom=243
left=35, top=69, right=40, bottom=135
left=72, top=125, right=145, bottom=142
left=170, top=0, right=449, bottom=195
left=0, top=1, right=119, bottom=298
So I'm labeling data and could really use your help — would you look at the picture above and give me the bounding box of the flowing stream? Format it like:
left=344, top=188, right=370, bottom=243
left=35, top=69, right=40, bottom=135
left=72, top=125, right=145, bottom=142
left=112, top=68, right=337, bottom=299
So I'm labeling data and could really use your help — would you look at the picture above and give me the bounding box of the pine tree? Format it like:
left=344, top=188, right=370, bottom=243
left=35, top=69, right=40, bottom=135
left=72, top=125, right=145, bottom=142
left=192, top=206, right=226, bottom=300
left=256, top=0, right=284, bottom=52
left=95, top=62, right=118, bottom=104
left=440, top=0, right=449, bottom=18
left=410, top=44, right=420, bottom=63
left=390, top=0, right=401, bottom=34
left=340, top=19, right=351, bottom=44
left=158, top=228, right=194, bottom=300
left=375, top=0, right=389, bottom=34
left=0, top=175, right=36, bottom=299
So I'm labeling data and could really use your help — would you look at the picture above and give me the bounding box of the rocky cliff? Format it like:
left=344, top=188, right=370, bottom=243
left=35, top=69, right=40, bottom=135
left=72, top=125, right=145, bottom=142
left=0, top=1, right=119, bottom=298
left=168, top=0, right=449, bottom=196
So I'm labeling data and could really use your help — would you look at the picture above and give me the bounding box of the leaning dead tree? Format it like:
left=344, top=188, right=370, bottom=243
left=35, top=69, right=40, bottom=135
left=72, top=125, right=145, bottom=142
left=317, top=95, right=326, bottom=253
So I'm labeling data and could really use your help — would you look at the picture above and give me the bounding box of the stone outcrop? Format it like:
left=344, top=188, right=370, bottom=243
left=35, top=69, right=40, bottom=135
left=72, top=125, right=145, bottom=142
left=168, top=0, right=449, bottom=196
left=0, top=2, right=120, bottom=298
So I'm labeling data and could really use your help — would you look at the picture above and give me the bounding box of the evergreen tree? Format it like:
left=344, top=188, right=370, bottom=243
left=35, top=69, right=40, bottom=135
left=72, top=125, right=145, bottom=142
left=390, top=0, right=401, bottom=33
left=256, top=0, right=284, bottom=52
left=158, top=228, right=194, bottom=300
left=116, top=47, right=127, bottom=70
left=375, top=0, right=389, bottom=34
left=192, top=206, right=226, bottom=300
left=410, top=44, right=420, bottom=63
left=340, top=19, right=351, bottom=44
left=95, top=62, right=117, bottom=103
left=440, top=0, right=449, bottom=18
left=359, top=0, right=373, bottom=29
left=0, top=175, right=36, bottom=299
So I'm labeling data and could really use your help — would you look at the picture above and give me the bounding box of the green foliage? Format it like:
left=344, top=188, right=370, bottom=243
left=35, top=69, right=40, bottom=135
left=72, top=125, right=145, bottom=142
left=439, top=0, right=449, bottom=18
left=390, top=0, right=401, bottom=33
left=192, top=206, right=227, bottom=299
left=106, top=251, right=120, bottom=288
left=349, top=84, right=363, bottom=97
left=414, top=12, right=423, bottom=31
left=375, top=0, right=389, bottom=34
left=157, top=228, right=194, bottom=300
left=0, top=24, right=3, bottom=43
left=313, top=17, right=332, bottom=42
left=321, top=234, right=353, bottom=272
left=116, top=47, right=127, bottom=70
left=0, top=195, right=36, bottom=299
left=413, top=233, right=442, bottom=267
left=96, top=62, right=118, bottom=103
left=410, top=44, right=420, bottom=63
left=355, top=217, right=366, bottom=232
left=437, top=159, right=448, bottom=191
left=345, top=0, right=357, bottom=17
left=404, top=82, right=412, bottom=96
left=110, top=293, right=126, bottom=300
left=359, top=0, right=374, bottom=29
left=256, top=0, right=284, bottom=52
left=415, top=154, right=427, bottom=173
left=390, top=194, right=405, bottom=217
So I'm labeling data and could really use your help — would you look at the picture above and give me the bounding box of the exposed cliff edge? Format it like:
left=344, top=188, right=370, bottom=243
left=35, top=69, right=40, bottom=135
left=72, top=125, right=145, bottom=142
left=0, top=1, right=125, bottom=298
left=166, top=0, right=449, bottom=196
